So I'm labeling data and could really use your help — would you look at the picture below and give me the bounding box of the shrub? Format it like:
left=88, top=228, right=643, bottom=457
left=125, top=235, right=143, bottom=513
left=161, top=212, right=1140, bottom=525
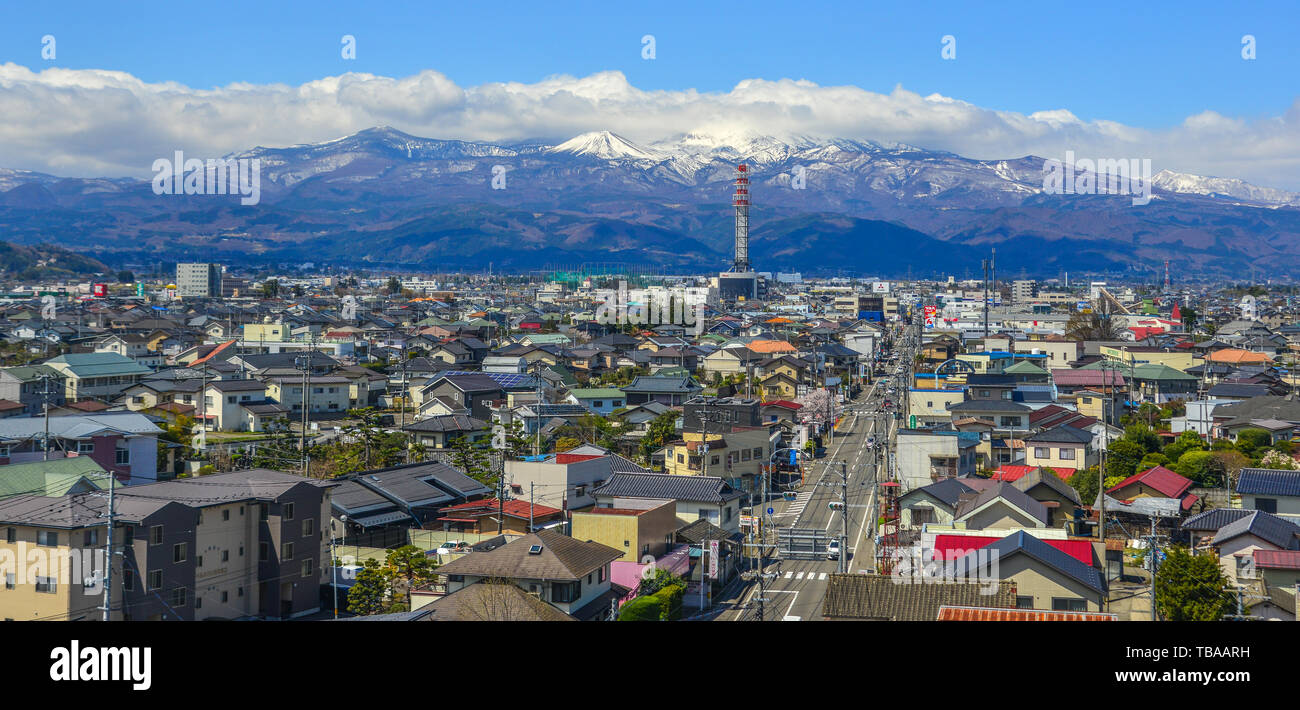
left=618, top=595, right=662, bottom=621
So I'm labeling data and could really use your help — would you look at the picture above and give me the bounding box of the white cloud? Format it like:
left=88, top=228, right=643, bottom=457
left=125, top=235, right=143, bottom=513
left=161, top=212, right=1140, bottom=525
left=2, top=62, right=1299, bottom=189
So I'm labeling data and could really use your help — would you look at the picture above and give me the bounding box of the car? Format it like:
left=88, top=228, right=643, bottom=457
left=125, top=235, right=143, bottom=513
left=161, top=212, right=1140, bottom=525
left=826, top=540, right=841, bottom=560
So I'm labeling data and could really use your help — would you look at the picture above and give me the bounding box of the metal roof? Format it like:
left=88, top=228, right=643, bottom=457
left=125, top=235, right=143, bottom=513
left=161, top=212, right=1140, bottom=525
left=1237, top=468, right=1300, bottom=498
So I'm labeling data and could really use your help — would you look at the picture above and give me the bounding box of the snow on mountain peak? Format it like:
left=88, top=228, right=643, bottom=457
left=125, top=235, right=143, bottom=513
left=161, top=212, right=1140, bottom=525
left=547, top=131, right=663, bottom=161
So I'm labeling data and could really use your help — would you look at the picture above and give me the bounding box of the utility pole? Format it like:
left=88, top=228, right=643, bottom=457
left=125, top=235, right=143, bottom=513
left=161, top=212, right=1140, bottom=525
left=100, top=472, right=115, bottom=621
left=529, top=482, right=535, bottom=533
left=497, top=458, right=506, bottom=535
left=399, top=342, right=410, bottom=462
left=38, top=372, right=55, bottom=461
left=296, top=346, right=313, bottom=476
left=839, top=461, right=849, bottom=574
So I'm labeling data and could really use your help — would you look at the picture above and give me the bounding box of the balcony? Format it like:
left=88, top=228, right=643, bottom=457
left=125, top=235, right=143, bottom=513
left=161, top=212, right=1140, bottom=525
left=929, top=465, right=957, bottom=482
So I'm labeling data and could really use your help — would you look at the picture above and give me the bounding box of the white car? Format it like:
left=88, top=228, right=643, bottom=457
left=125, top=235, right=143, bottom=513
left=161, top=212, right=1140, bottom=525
left=826, top=539, right=841, bottom=560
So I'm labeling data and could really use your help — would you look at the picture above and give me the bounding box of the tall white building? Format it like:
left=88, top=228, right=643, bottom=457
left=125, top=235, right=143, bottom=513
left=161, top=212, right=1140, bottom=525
left=176, top=263, right=222, bottom=298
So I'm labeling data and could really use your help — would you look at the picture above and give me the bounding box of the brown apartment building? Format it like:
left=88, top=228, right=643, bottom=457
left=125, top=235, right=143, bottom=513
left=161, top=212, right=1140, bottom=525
left=0, top=469, right=336, bottom=621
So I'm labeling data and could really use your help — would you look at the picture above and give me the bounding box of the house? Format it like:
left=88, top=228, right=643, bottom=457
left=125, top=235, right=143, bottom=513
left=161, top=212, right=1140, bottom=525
left=955, top=530, right=1107, bottom=611
left=401, top=414, right=491, bottom=449
left=895, top=429, right=980, bottom=490
left=570, top=500, right=679, bottom=562
left=432, top=529, right=625, bottom=620
left=1105, top=465, right=1198, bottom=512
left=505, top=453, right=623, bottom=513
left=1211, top=511, right=1300, bottom=585
left=408, top=580, right=578, bottom=621
left=0, top=366, right=67, bottom=416
left=435, top=498, right=564, bottom=535
left=264, top=376, right=352, bottom=419
left=0, top=412, right=162, bottom=484
left=897, top=478, right=980, bottom=529
left=1007, top=467, right=1082, bottom=527
left=0, top=457, right=108, bottom=500
left=1236, top=468, right=1300, bottom=520
left=330, top=461, right=493, bottom=544
left=952, top=483, right=1050, bottom=530
left=199, top=379, right=275, bottom=432
left=43, top=352, right=153, bottom=402
left=565, top=388, right=626, bottom=416
left=417, top=373, right=504, bottom=421
left=821, top=573, right=1017, bottom=621
left=621, top=375, right=702, bottom=406
left=591, top=472, right=745, bottom=534
left=1024, top=426, right=1092, bottom=471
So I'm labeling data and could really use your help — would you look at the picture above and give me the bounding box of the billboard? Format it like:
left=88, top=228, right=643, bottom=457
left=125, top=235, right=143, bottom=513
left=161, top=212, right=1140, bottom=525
left=872, top=281, right=891, bottom=293
left=92, top=283, right=107, bottom=298
left=923, top=305, right=937, bottom=328
left=708, top=540, right=720, bottom=579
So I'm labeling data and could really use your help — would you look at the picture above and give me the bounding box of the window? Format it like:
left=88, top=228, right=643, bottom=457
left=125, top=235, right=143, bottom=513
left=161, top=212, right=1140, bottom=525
left=238, top=586, right=244, bottom=597
left=259, top=504, right=268, bottom=521
left=283, top=503, right=294, bottom=520
left=698, top=508, right=719, bottom=523
left=4, top=574, right=14, bottom=590
left=1256, top=498, right=1278, bottom=514
left=37, top=530, right=57, bottom=547
left=35, top=576, right=56, bottom=594
left=281, top=542, right=294, bottom=560
left=598, top=565, right=607, bottom=583
left=173, top=543, right=187, bottom=563
left=84, top=530, right=99, bottom=546
left=5, top=528, right=14, bottom=543
left=752, top=447, right=762, bottom=459
left=1059, top=448, right=1076, bottom=461
left=221, top=591, right=228, bottom=603
left=448, top=574, right=464, bottom=583
left=259, top=542, right=269, bottom=561
left=725, top=506, right=733, bottom=523
left=1033, top=447, right=1049, bottom=459
left=227, top=395, right=237, bottom=404
left=77, top=442, right=94, bottom=454
left=170, top=588, right=187, bottom=607
left=150, top=526, right=163, bottom=545
left=115, top=447, right=130, bottom=465
left=911, top=507, right=935, bottom=525
left=1051, top=597, right=1087, bottom=612
left=1016, top=596, right=1035, bottom=609
left=1000, top=416, right=1020, bottom=427
left=301, top=559, right=313, bottom=577
left=551, top=581, right=581, bottom=604
left=623, top=540, right=630, bottom=547
left=148, top=570, right=162, bottom=590
left=222, top=509, right=230, bottom=522
left=303, top=519, right=314, bottom=537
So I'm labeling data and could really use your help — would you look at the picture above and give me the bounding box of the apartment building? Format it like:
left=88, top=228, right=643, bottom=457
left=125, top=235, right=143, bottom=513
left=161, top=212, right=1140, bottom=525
left=176, top=263, right=223, bottom=298
left=0, top=469, right=336, bottom=621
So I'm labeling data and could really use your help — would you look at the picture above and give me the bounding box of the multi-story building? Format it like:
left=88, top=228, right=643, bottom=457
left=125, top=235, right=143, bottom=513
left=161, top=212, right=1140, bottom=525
left=43, top=352, right=153, bottom=403
left=0, top=365, right=67, bottom=416
left=0, top=468, right=336, bottom=620
left=176, top=263, right=223, bottom=298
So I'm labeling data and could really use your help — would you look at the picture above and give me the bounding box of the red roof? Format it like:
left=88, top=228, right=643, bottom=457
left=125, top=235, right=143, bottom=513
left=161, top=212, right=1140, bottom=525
left=932, top=534, right=1096, bottom=566
left=992, top=465, right=1077, bottom=482
left=1106, top=465, right=1192, bottom=499
left=763, top=400, right=803, bottom=411
left=555, top=453, right=603, bottom=465
left=1253, top=549, right=1300, bottom=570
left=192, top=338, right=237, bottom=367
left=436, top=498, right=562, bottom=519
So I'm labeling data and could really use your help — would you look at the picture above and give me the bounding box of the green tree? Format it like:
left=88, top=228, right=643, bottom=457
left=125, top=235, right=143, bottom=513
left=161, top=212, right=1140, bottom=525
left=1124, top=423, right=1162, bottom=453
left=1154, top=547, right=1233, bottom=621
left=638, top=567, right=687, bottom=596
left=116, top=270, right=135, bottom=283
left=1162, top=430, right=1206, bottom=463
left=386, top=545, right=439, bottom=611
left=618, top=595, right=662, bottom=621
left=387, top=276, right=402, bottom=294
left=1137, top=452, right=1169, bottom=471
left=1234, top=428, right=1273, bottom=458
left=1068, top=465, right=1101, bottom=505
left=501, top=418, right=532, bottom=460
left=1104, top=439, right=1146, bottom=480
left=1171, top=450, right=1226, bottom=487
left=639, top=411, right=679, bottom=464
left=260, top=278, right=280, bottom=299
left=448, top=434, right=495, bottom=487
left=346, top=558, right=400, bottom=616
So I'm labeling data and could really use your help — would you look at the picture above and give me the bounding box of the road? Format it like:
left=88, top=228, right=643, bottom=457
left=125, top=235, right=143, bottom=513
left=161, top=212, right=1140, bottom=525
left=717, top=321, right=919, bottom=621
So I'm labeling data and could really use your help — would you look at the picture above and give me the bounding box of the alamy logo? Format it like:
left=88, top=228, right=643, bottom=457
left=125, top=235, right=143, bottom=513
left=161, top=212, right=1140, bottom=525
left=595, top=281, right=705, bottom=335
left=341, top=295, right=358, bottom=321
left=151, top=151, right=261, bottom=206
left=50, top=641, right=151, bottom=690
left=1042, top=150, right=1152, bottom=206
left=40, top=294, right=56, bottom=320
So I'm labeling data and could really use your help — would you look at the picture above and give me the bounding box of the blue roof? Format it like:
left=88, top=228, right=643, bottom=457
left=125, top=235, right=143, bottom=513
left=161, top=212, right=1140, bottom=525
left=1237, top=468, right=1300, bottom=498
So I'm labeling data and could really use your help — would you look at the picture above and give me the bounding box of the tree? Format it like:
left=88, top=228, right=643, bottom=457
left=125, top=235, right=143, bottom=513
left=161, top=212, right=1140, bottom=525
left=1259, top=449, right=1299, bottom=470
left=385, top=545, right=439, bottom=611
left=501, top=418, right=532, bottom=461
left=116, top=270, right=135, bottom=283
left=1162, top=430, right=1206, bottom=463
left=554, top=436, right=580, bottom=453
left=1154, top=547, right=1233, bottom=621
left=260, top=278, right=280, bottom=299
left=1137, top=452, right=1169, bottom=471
left=346, top=558, right=400, bottom=616
left=1171, top=450, right=1225, bottom=487
left=1065, top=311, right=1122, bottom=341
left=639, top=411, right=679, bottom=463
left=387, top=276, right=402, bottom=294
left=638, top=567, right=687, bottom=596
left=1234, top=428, right=1273, bottom=458
left=1068, top=465, right=1101, bottom=506
left=448, top=434, right=494, bottom=487
left=1124, top=423, right=1162, bottom=453
left=1104, top=439, right=1146, bottom=480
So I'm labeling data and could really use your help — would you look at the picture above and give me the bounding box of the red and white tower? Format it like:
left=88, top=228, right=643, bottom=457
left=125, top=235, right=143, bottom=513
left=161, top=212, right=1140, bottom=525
left=732, top=164, right=750, bottom=272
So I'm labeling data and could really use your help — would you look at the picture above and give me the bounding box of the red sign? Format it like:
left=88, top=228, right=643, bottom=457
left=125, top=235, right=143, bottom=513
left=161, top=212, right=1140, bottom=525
left=92, top=283, right=107, bottom=298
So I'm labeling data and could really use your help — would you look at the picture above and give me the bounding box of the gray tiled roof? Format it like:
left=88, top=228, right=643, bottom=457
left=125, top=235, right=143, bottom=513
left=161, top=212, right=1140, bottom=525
left=592, top=472, right=744, bottom=505
left=1212, top=510, right=1300, bottom=550
left=434, top=528, right=622, bottom=581
left=1181, top=507, right=1253, bottom=531
left=1237, top=468, right=1300, bottom=498
left=822, top=573, right=1017, bottom=621
left=954, top=482, right=1049, bottom=526
left=904, top=478, right=976, bottom=508
left=961, top=530, right=1106, bottom=595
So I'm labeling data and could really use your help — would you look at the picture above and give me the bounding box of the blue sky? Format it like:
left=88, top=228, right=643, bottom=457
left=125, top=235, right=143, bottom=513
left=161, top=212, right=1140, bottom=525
left=3, top=0, right=1295, bottom=129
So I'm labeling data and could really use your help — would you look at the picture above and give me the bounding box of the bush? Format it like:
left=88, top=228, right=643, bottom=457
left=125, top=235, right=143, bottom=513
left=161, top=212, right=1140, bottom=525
left=652, top=584, right=685, bottom=621
left=618, top=595, right=662, bottom=621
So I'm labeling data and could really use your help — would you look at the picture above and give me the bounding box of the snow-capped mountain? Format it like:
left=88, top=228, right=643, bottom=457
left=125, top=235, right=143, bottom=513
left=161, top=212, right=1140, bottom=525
left=3, top=125, right=1300, bottom=277
left=1152, top=169, right=1300, bottom=207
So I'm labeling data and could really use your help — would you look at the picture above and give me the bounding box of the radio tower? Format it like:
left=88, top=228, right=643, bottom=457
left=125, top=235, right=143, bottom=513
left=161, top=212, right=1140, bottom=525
left=732, top=164, right=750, bottom=273
left=1163, top=259, right=1170, bottom=291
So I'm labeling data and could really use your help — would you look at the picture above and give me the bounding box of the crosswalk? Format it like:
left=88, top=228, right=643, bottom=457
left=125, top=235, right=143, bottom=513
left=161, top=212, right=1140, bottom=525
left=772, top=491, right=813, bottom=519
left=781, top=571, right=828, bottom=581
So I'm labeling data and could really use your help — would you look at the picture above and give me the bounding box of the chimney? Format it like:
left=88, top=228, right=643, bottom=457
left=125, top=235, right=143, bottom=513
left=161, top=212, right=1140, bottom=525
left=733, top=164, right=750, bottom=273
